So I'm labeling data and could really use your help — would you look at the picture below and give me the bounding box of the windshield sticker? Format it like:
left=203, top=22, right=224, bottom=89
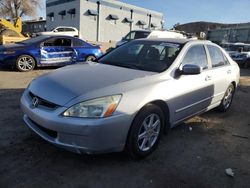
left=159, top=43, right=180, bottom=48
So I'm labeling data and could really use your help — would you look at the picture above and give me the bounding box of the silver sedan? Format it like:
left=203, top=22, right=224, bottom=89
left=21, top=38, right=240, bottom=158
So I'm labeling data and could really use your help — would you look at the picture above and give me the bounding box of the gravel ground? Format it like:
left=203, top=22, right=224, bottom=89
left=0, top=67, right=250, bottom=188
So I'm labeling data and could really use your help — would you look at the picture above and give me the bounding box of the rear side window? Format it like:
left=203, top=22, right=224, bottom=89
left=134, top=32, right=150, bottom=39
left=73, top=39, right=85, bottom=47
left=182, top=45, right=208, bottom=69
left=207, top=46, right=228, bottom=67
left=65, top=28, right=75, bottom=32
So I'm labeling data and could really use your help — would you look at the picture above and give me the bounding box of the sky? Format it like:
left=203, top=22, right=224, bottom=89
left=39, top=0, right=250, bottom=28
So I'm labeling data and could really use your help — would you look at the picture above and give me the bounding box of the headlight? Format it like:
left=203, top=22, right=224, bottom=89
left=63, top=95, right=122, bottom=118
left=0, top=50, right=16, bottom=55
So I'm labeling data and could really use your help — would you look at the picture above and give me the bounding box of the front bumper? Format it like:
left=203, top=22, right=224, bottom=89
left=20, top=90, right=132, bottom=154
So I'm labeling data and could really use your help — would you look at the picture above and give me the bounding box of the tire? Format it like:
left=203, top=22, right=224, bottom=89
left=125, top=104, right=164, bottom=159
left=0, top=29, right=20, bottom=37
left=217, top=83, right=235, bottom=112
left=86, top=55, right=97, bottom=62
left=16, top=55, right=36, bottom=72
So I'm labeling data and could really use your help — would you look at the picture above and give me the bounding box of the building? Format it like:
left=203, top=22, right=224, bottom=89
left=207, top=26, right=250, bottom=44
left=46, top=0, right=164, bottom=42
left=22, top=18, right=47, bottom=36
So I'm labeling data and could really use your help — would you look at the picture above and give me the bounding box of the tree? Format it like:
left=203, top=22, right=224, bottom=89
left=0, top=0, right=42, bottom=19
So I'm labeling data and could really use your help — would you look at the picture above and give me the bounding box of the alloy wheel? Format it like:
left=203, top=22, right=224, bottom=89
left=137, top=114, right=161, bottom=152
left=17, top=56, right=35, bottom=71
left=223, top=86, right=234, bottom=109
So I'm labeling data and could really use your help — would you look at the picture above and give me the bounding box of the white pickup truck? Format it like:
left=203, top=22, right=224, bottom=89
left=37, top=26, right=79, bottom=37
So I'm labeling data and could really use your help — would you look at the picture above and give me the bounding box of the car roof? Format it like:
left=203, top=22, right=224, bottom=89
left=136, top=38, right=211, bottom=44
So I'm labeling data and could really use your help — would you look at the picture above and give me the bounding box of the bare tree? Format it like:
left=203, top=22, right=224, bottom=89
left=0, top=0, right=43, bottom=19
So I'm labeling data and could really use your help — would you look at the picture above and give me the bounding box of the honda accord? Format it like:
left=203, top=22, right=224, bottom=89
left=21, top=38, right=240, bottom=158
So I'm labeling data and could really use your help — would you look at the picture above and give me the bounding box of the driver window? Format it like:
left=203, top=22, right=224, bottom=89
left=181, top=45, right=208, bottom=70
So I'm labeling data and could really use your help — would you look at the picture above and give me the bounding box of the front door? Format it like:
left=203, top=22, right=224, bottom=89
left=40, top=38, right=77, bottom=65
left=206, top=45, right=232, bottom=104
left=169, top=44, right=214, bottom=124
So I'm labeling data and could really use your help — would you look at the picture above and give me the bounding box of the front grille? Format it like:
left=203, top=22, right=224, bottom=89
left=29, top=92, right=59, bottom=109
left=30, top=118, right=57, bottom=138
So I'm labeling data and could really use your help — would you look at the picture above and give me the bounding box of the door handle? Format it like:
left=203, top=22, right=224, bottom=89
left=205, top=75, right=212, bottom=81
left=227, top=70, right=232, bottom=74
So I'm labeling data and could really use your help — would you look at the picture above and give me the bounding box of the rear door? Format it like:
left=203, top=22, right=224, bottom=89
left=206, top=45, right=232, bottom=104
left=170, top=44, right=215, bottom=124
left=40, top=38, right=77, bottom=65
left=64, top=28, right=77, bottom=37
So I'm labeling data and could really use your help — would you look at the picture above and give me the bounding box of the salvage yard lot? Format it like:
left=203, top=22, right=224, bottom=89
left=0, top=67, right=250, bottom=188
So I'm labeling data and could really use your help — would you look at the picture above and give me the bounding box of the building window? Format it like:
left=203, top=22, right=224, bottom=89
left=137, top=20, right=147, bottom=29
left=88, top=9, right=98, bottom=16
left=67, top=8, right=76, bottom=19
left=123, top=17, right=133, bottom=24
left=47, top=12, right=54, bottom=22
left=150, top=23, right=157, bottom=29
left=86, top=9, right=98, bottom=21
left=108, top=14, right=119, bottom=24
left=58, top=10, right=66, bottom=20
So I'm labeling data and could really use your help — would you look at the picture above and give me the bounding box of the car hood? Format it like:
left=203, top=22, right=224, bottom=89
left=29, top=63, right=156, bottom=106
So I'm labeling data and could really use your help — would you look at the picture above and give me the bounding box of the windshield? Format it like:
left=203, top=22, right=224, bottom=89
left=16, top=36, right=51, bottom=44
left=99, top=40, right=183, bottom=73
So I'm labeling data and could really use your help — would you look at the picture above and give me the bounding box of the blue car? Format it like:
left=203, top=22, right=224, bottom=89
left=0, top=36, right=103, bottom=72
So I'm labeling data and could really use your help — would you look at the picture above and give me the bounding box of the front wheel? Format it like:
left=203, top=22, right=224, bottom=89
left=125, top=104, right=164, bottom=159
left=16, top=55, right=36, bottom=72
left=217, top=83, right=235, bottom=112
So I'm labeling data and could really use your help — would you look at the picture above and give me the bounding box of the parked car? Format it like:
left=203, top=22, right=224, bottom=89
left=222, top=42, right=250, bottom=68
left=37, top=26, right=79, bottom=37
left=116, top=30, right=187, bottom=47
left=0, top=35, right=102, bottom=72
left=21, top=38, right=240, bottom=158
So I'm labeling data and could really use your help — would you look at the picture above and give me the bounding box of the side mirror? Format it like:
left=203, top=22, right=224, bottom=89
left=54, top=30, right=58, bottom=32
left=181, top=64, right=202, bottom=75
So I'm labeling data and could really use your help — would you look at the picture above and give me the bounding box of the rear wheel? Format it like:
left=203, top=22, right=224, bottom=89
left=217, top=83, right=235, bottom=112
left=126, top=104, right=164, bottom=159
left=86, top=55, right=97, bottom=62
left=16, top=55, right=36, bottom=72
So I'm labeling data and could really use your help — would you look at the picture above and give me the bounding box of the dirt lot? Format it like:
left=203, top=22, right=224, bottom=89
left=0, top=67, right=250, bottom=188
